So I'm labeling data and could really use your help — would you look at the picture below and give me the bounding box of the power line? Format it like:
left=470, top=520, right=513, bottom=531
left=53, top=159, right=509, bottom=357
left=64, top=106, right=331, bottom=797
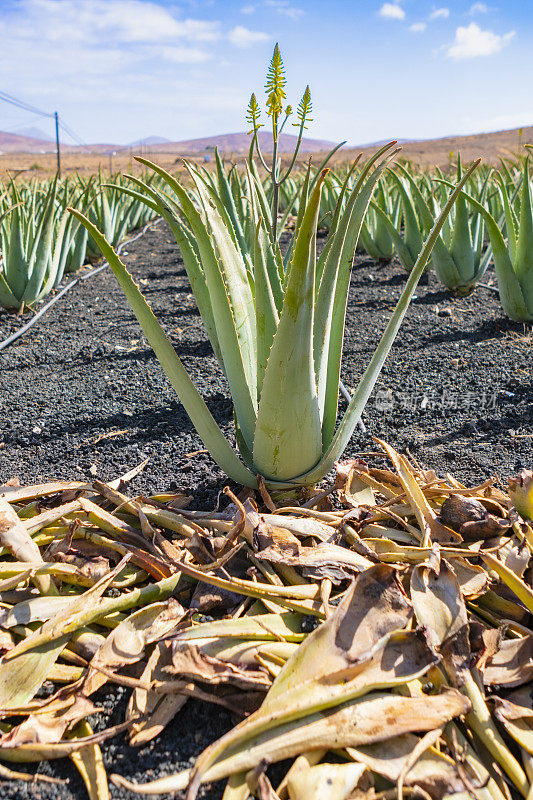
left=59, top=119, right=86, bottom=147
left=0, top=89, right=90, bottom=176
left=0, top=90, right=54, bottom=119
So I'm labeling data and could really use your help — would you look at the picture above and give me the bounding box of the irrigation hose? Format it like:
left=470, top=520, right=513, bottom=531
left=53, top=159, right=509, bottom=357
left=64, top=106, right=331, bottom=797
left=0, top=219, right=160, bottom=353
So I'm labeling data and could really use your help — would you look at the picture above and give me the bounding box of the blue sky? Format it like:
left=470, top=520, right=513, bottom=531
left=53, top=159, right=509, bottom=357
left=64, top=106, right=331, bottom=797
left=0, top=0, right=531, bottom=146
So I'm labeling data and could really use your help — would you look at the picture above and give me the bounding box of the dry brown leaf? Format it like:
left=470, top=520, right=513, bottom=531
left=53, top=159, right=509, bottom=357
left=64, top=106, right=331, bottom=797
left=482, top=635, right=533, bottom=687
left=286, top=761, right=366, bottom=800
left=111, top=690, right=470, bottom=796
left=83, top=598, right=186, bottom=695
left=127, top=641, right=187, bottom=746
left=0, top=497, right=55, bottom=595
left=68, top=720, right=110, bottom=800
left=347, top=734, right=465, bottom=798
left=168, top=642, right=271, bottom=690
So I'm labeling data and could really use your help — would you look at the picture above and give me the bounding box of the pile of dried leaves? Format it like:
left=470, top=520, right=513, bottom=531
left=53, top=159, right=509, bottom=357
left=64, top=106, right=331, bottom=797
left=1, top=438, right=533, bottom=800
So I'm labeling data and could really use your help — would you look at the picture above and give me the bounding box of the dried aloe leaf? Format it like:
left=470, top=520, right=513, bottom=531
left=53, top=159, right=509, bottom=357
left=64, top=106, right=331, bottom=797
left=276, top=751, right=326, bottom=799
left=481, top=551, right=533, bottom=613
left=0, top=694, right=96, bottom=749
left=83, top=598, right=186, bottom=695
left=0, top=497, right=56, bottom=596
left=168, top=642, right=271, bottom=690
left=111, top=690, right=470, bottom=796
left=411, top=553, right=529, bottom=795
left=0, top=558, right=128, bottom=708
left=492, top=692, right=533, bottom=755
left=253, top=539, right=373, bottom=584
left=186, top=565, right=425, bottom=796
left=0, top=718, right=133, bottom=762
left=377, top=440, right=460, bottom=544
left=175, top=613, right=305, bottom=644
left=68, top=720, right=110, bottom=800
left=347, top=734, right=464, bottom=795
left=335, top=459, right=375, bottom=508
left=223, top=772, right=251, bottom=800
left=285, top=761, right=366, bottom=800
left=127, top=641, right=188, bottom=746
left=482, top=636, right=533, bottom=687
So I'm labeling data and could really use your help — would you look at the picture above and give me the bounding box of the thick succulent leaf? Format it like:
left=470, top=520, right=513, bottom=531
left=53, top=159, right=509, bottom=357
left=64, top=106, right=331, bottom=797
left=68, top=208, right=256, bottom=487
left=215, top=149, right=250, bottom=260
left=459, top=188, right=532, bottom=322
left=514, top=158, right=533, bottom=309
left=252, top=172, right=326, bottom=481
left=370, top=201, right=417, bottom=271
left=253, top=220, right=280, bottom=395
left=187, top=166, right=258, bottom=440
left=134, top=157, right=257, bottom=448
left=316, top=144, right=400, bottom=446
left=295, top=160, right=481, bottom=487
left=4, top=197, right=27, bottom=301
left=0, top=273, right=19, bottom=309
left=396, top=164, right=461, bottom=288
left=22, top=179, right=58, bottom=303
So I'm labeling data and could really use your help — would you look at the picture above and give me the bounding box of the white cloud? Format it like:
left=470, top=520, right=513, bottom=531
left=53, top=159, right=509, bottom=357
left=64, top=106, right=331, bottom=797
left=228, top=25, right=269, bottom=47
left=159, top=46, right=212, bottom=63
left=429, top=7, right=449, bottom=19
left=469, top=2, right=488, bottom=12
left=410, top=22, right=427, bottom=32
left=24, top=0, right=221, bottom=43
left=446, top=22, right=515, bottom=59
left=486, top=112, right=533, bottom=129
left=265, top=0, right=304, bottom=19
left=379, top=3, right=405, bottom=20
left=241, top=4, right=255, bottom=12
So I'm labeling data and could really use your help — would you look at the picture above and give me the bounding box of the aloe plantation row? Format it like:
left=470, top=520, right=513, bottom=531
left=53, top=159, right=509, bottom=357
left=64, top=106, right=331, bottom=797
left=0, top=171, right=159, bottom=311
left=1, top=44, right=533, bottom=800
left=3, top=149, right=533, bottom=321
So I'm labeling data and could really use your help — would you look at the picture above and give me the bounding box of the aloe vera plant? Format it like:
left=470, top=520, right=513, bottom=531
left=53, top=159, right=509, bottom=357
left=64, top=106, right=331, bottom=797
left=358, top=178, right=397, bottom=262
left=458, top=152, right=533, bottom=322
left=400, top=157, right=492, bottom=294
left=70, top=140, right=479, bottom=488
left=370, top=168, right=426, bottom=272
left=0, top=177, right=70, bottom=310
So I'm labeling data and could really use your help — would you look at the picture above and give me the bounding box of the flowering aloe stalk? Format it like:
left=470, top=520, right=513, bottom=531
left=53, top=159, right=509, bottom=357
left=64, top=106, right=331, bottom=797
left=246, top=45, right=344, bottom=243
left=69, top=145, right=479, bottom=488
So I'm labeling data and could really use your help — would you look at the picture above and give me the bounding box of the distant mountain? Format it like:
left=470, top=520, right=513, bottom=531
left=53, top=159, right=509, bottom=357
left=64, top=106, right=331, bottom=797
left=13, top=126, right=55, bottom=142
left=0, top=130, right=56, bottom=153
left=148, top=131, right=339, bottom=154
left=127, top=135, right=171, bottom=147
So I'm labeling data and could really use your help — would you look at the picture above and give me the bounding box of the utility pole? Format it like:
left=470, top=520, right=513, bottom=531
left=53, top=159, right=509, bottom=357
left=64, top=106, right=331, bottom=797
left=54, top=110, right=61, bottom=176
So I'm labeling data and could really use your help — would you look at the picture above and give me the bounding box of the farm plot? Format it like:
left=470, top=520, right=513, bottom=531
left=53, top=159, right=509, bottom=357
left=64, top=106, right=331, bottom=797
left=0, top=221, right=531, bottom=798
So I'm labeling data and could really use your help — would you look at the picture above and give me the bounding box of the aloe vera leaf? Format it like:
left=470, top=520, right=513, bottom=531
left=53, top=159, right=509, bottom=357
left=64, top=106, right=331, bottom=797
left=68, top=208, right=257, bottom=487
left=252, top=171, right=326, bottom=481
left=514, top=158, right=533, bottom=309
left=318, top=146, right=400, bottom=447
left=296, top=160, right=480, bottom=487
left=457, top=187, right=531, bottom=321
left=133, top=157, right=258, bottom=450
left=4, top=196, right=27, bottom=301
left=253, top=220, right=280, bottom=394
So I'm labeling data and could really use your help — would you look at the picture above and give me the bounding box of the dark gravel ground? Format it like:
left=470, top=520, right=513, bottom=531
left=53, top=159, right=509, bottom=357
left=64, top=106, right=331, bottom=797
left=0, top=220, right=531, bottom=798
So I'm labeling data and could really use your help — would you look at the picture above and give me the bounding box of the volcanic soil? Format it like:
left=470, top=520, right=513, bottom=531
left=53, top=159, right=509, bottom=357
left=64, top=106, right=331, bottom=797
left=0, top=220, right=531, bottom=798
